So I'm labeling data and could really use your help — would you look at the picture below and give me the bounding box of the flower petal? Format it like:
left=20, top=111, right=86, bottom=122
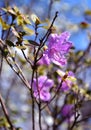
left=43, top=79, right=54, bottom=88
left=40, top=90, right=51, bottom=101
left=38, top=51, right=50, bottom=65
left=62, top=104, right=74, bottom=117
left=51, top=52, right=67, bottom=66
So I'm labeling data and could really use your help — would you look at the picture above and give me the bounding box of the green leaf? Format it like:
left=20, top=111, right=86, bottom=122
left=13, top=6, right=20, bottom=14
left=23, top=15, right=31, bottom=25
left=76, top=51, right=83, bottom=57
left=17, top=15, right=24, bottom=25
left=3, top=48, right=9, bottom=57
left=6, top=40, right=15, bottom=47
left=67, top=76, right=76, bottom=82
left=19, top=31, right=27, bottom=36
left=0, top=117, right=9, bottom=127
left=16, top=127, right=22, bottom=130
left=16, top=13, right=31, bottom=25
left=31, top=14, right=41, bottom=25
left=1, top=7, right=8, bottom=12
left=2, top=7, right=16, bottom=16
left=28, top=40, right=39, bottom=46
left=42, top=26, right=49, bottom=29
left=0, top=17, right=10, bottom=30
left=56, top=69, right=65, bottom=77
left=85, top=10, right=91, bottom=15
left=23, top=25, right=34, bottom=35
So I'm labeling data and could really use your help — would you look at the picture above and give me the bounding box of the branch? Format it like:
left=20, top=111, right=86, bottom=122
left=0, top=39, right=31, bottom=91
left=6, top=58, right=31, bottom=91
left=0, top=93, right=16, bottom=130
left=41, top=11, right=58, bottom=46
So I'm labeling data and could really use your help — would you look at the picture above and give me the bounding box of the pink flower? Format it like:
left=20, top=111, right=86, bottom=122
left=39, top=31, right=72, bottom=66
left=58, top=71, right=75, bottom=92
left=61, top=104, right=74, bottom=118
left=32, top=76, right=54, bottom=101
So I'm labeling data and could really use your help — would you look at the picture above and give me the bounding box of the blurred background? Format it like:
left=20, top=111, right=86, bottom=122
left=0, top=0, right=91, bottom=130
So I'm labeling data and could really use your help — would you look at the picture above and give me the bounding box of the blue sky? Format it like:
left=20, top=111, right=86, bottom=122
left=0, top=0, right=91, bottom=50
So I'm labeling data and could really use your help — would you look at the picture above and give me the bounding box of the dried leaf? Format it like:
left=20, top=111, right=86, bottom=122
left=80, top=22, right=89, bottom=29
left=85, top=10, right=91, bottom=15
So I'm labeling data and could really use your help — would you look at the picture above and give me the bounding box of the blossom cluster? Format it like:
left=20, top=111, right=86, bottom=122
left=39, top=31, right=72, bottom=66
left=31, top=31, right=74, bottom=102
left=32, top=76, right=54, bottom=101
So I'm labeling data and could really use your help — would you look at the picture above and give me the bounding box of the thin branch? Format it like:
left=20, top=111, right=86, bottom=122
left=76, top=114, right=91, bottom=124
left=38, top=103, right=42, bottom=130
left=0, top=54, right=3, bottom=76
left=30, top=68, right=35, bottom=130
left=33, top=11, right=58, bottom=64
left=35, top=70, right=42, bottom=130
left=41, top=11, right=58, bottom=46
left=21, top=49, right=32, bottom=66
left=6, top=58, right=31, bottom=91
left=0, top=12, right=7, bottom=16
left=0, top=93, right=16, bottom=130
left=69, top=113, right=80, bottom=130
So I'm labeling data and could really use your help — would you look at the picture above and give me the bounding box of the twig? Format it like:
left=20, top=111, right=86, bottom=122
left=0, top=93, right=16, bottom=130
left=0, top=12, right=7, bottom=16
left=35, top=71, right=42, bottom=130
left=21, top=49, right=32, bottom=66
left=76, top=114, right=91, bottom=124
left=38, top=103, right=42, bottom=130
left=33, top=11, right=58, bottom=64
left=41, top=11, right=58, bottom=47
left=0, top=54, right=3, bottom=76
left=70, top=113, right=80, bottom=130
left=30, top=69, right=35, bottom=130
left=6, top=58, right=31, bottom=91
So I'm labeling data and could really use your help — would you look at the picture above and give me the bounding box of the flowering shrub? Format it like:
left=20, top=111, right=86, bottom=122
left=0, top=5, right=91, bottom=130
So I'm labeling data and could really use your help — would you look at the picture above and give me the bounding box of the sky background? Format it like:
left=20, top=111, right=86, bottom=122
left=0, top=0, right=91, bottom=50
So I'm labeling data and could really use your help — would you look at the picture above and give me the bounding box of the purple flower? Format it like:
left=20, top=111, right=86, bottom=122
left=32, top=76, right=54, bottom=101
left=62, top=104, right=74, bottom=118
left=39, top=31, right=72, bottom=66
left=38, top=51, right=50, bottom=65
left=58, top=71, right=75, bottom=92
